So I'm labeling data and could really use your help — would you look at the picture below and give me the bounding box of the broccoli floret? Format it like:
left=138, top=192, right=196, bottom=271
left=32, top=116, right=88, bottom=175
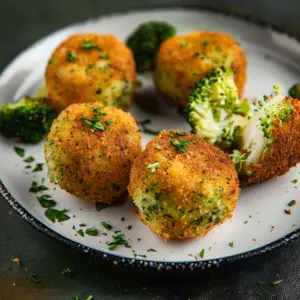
left=126, top=21, right=176, bottom=72
left=186, top=67, right=251, bottom=150
left=0, top=97, right=57, bottom=143
left=288, top=83, right=300, bottom=100
left=232, top=86, right=294, bottom=174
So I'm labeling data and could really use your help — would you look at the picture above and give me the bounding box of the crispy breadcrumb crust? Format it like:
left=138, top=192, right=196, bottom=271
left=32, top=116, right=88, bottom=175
left=241, top=97, right=300, bottom=184
left=46, top=33, right=136, bottom=112
left=154, top=31, right=247, bottom=108
left=128, top=130, right=239, bottom=240
left=45, top=102, right=141, bottom=203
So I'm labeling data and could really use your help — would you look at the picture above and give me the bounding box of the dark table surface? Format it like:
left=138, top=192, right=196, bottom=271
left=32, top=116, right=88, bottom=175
left=0, top=1, right=299, bottom=299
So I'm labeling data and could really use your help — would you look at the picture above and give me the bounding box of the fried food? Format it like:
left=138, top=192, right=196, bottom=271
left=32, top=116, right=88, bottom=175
left=45, top=102, right=141, bottom=203
left=46, top=33, right=136, bottom=112
left=128, top=130, right=239, bottom=240
left=154, top=31, right=247, bottom=108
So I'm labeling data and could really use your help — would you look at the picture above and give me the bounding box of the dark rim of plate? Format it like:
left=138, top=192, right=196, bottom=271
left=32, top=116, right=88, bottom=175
left=0, top=5, right=299, bottom=271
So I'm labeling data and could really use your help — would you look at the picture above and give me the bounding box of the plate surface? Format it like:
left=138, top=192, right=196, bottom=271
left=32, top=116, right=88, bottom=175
left=0, top=9, right=299, bottom=269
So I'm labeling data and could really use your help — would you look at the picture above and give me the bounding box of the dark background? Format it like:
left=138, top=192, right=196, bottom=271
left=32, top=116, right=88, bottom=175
left=0, top=1, right=299, bottom=299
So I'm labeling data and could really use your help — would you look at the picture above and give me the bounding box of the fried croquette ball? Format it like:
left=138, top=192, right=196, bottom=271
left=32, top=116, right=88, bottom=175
left=45, top=33, right=136, bottom=112
left=45, top=102, right=141, bottom=203
left=231, top=94, right=300, bottom=184
left=128, top=130, right=239, bottom=240
left=154, top=31, right=247, bottom=108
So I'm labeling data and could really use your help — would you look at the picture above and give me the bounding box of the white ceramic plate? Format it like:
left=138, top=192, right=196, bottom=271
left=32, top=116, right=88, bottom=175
left=0, top=9, right=299, bottom=270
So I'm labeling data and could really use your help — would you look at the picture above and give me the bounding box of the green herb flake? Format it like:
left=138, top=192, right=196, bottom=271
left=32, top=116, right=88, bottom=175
left=101, top=221, right=112, bottom=230
left=203, top=40, right=208, bottom=47
left=29, top=181, right=49, bottom=193
left=147, top=161, right=160, bottom=173
left=288, top=200, right=297, bottom=206
left=175, top=131, right=186, bottom=136
left=14, top=147, right=25, bottom=157
left=292, top=179, right=298, bottom=184
left=108, top=233, right=130, bottom=250
left=79, top=223, right=86, bottom=227
left=112, top=183, right=120, bottom=190
left=256, top=292, right=262, bottom=297
left=271, top=279, right=283, bottom=286
left=99, top=54, right=109, bottom=60
left=105, top=120, right=113, bottom=126
left=155, top=145, right=162, bottom=150
left=82, top=116, right=104, bottom=131
left=170, top=139, right=189, bottom=153
left=37, top=195, right=56, bottom=208
left=24, top=156, right=34, bottom=163
left=194, top=52, right=200, bottom=57
left=86, top=296, right=93, bottom=300
left=229, top=242, right=234, bottom=247
left=61, top=268, right=73, bottom=277
left=67, top=50, right=77, bottom=62
left=32, top=163, right=44, bottom=172
left=45, top=208, right=70, bottom=223
left=96, top=88, right=102, bottom=95
left=244, top=220, right=248, bottom=224
left=77, top=229, right=84, bottom=237
left=147, top=248, right=157, bottom=252
left=28, top=274, right=41, bottom=284
left=180, top=41, right=188, bottom=48
left=82, top=40, right=101, bottom=51
left=85, top=227, right=98, bottom=236
left=95, top=202, right=109, bottom=211
left=200, top=249, right=205, bottom=258
left=257, top=281, right=265, bottom=287
left=74, top=297, right=79, bottom=300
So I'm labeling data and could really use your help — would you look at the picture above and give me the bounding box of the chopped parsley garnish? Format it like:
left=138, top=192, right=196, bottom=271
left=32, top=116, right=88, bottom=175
left=99, top=54, right=109, bottom=60
left=288, top=200, right=297, bottom=206
left=74, top=297, right=79, bottom=300
left=112, top=183, right=120, bottom=190
left=147, top=248, right=157, bottom=252
left=175, top=131, right=186, bottom=136
left=147, top=161, right=160, bottom=173
left=203, top=40, right=208, bottom=47
left=138, top=255, right=147, bottom=258
left=257, top=281, right=265, bottom=287
left=82, top=116, right=104, bottom=131
left=244, top=220, right=248, bottom=224
left=170, top=139, right=189, bottom=152
left=24, top=156, right=34, bottom=163
left=194, top=52, right=200, bottom=57
left=155, top=145, right=162, bottom=150
left=96, top=88, right=102, bottom=94
left=105, top=120, right=113, bottom=126
left=85, top=227, right=98, bottom=236
left=108, top=233, right=130, bottom=250
left=28, top=274, right=41, bottom=284
left=229, top=242, right=234, bottom=247
left=200, top=249, right=205, bottom=258
left=79, top=223, right=86, bottom=227
left=77, top=229, right=84, bottom=237
left=82, top=40, right=101, bottom=51
left=45, top=208, right=70, bottom=223
left=67, top=50, right=77, bottom=62
left=61, top=268, right=73, bottom=277
left=32, top=163, right=44, bottom=172
left=95, top=202, right=109, bottom=211
left=101, top=221, right=112, bottom=230
left=29, top=181, right=49, bottom=193
left=14, top=147, right=25, bottom=157
left=37, top=195, right=56, bottom=208
left=180, top=41, right=188, bottom=48
left=292, top=179, right=298, bottom=184
left=86, top=296, right=93, bottom=300
left=271, top=280, right=283, bottom=286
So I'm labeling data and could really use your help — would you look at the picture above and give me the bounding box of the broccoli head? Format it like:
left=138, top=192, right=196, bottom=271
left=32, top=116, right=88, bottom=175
left=230, top=86, right=299, bottom=183
left=126, top=21, right=176, bottom=72
left=186, top=67, right=251, bottom=150
left=0, top=97, right=57, bottom=143
left=288, top=83, right=300, bottom=100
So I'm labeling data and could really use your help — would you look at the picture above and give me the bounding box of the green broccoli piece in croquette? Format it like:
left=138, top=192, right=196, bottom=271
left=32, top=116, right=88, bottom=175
left=0, top=97, right=57, bottom=143
left=126, top=21, right=176, bottom=72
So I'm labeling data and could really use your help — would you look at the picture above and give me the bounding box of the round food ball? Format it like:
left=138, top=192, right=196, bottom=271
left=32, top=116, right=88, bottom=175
left=45, top=33, right=136, bottom=112
left=154, top=31, right=247, bottom=108
left=128, top=130, right=239, bottom=240
left=45, top=102, right=141, bottom=203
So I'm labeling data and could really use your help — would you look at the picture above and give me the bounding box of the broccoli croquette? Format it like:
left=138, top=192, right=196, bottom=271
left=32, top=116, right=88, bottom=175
left=128, top=130, right=239, bottom=240
left=46, top=33, right=136, bottom=112
left=45, top=103, right=141, bottom=203
left=235, top=97, right=300, bottom=185
left=154, top=31, right=247, bottom=108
